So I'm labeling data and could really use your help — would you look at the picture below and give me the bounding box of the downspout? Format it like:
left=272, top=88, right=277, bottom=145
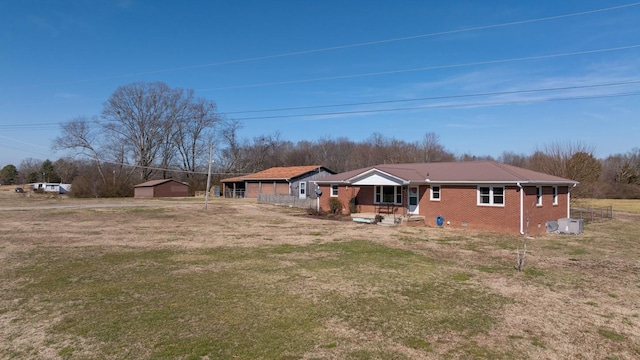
left=517, top=182, right=524, bottom=235
left=568, top=183, right=577, bottom=218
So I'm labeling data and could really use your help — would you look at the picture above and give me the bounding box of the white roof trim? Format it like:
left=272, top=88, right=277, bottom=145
left=350, top=169, right=407, bottom=186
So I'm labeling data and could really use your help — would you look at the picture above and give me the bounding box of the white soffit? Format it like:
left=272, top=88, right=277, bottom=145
left=351, top=171, right=405, bottom=186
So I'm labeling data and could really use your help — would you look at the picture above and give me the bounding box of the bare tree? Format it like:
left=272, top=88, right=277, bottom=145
left=284, top=140, right=316, bottom=166
left=458, top=153, right=494, bottom=162
left=217, top=119, right=249, bottom=173
left=17, top=158, right=42, bottom=184
left=173, top=97, right=221, bottom=191
left=499, top=151, right=530, bottom=168
left=367, top=132, right=391, bottom=165
left=102, top=82, right=186, bottom=180
left=531, top=141, right=595, bottom=178
left=601, top=149, right=640, bottom=197
left=53, top=116, right=107, bottom=185
left=244, top=133, right=284, bottom=171
left=53, top=158, right=78, bottom=184
left=421, top=132, right=454, bottom=162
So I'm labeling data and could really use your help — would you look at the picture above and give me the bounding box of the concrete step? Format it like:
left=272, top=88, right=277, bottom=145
left=377, top=216, right=400, bottom=226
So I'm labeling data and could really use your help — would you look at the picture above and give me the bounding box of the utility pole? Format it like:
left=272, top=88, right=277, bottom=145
left=204, top=143, right=213, bottom=210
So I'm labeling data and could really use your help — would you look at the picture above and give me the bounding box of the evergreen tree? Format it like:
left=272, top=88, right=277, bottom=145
left=0, top=164, right=18, bottom=185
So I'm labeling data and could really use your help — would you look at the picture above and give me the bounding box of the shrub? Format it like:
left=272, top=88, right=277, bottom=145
left=349, top=197, right=358, bottom=214
left=329, top=198, right=342, bottom=214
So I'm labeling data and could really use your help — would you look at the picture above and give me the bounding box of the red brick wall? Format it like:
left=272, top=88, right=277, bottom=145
left=520, top=186, right=570, bottom=235
left=318, top=184, right=362, bottom=213
left=421, top=185, right=569, bottom=234
left=419, top=185, right=520, bottom=233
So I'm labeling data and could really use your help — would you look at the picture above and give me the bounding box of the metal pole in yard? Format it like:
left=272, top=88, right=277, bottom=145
left=204, top=143, right=213, bottom=210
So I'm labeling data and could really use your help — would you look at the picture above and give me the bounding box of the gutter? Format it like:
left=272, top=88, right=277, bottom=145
left=518, top=182, right=524, bottom=235
left=568, top=183, right=578, bottom=217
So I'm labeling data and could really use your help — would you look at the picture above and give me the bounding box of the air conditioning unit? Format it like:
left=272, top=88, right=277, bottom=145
left=558, top=218, right=584, bottom=235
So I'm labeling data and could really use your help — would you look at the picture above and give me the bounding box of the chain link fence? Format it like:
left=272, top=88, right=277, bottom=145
left=570, top=206, right=614, bottom=222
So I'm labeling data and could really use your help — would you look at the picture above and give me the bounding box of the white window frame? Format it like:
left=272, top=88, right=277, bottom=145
left=430, top=185, right=441, bottom=201
left=299, top=181, right=306, bottom=198
left=330, top=184, right=339, bottom=197
left=552, top=186, right=558, bottom=205
left=374, top=185, right=402, bottom=205
left=536, top=186, right=543, bottom=206
left=477, top=186, right=505, bottom=207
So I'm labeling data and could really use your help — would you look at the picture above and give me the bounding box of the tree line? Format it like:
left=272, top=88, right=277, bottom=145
left=1, top=82, right=638, bottom=199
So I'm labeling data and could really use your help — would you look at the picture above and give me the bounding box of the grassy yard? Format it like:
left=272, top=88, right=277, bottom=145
left=1, top=198, right=639, bottom=359
left=573, top=198, right=640, bottom=214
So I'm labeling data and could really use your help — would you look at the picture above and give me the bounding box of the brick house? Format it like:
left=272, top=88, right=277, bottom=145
left=314, top=161, right=578, bottom=235
left=221, top=165, right=335, bottom=199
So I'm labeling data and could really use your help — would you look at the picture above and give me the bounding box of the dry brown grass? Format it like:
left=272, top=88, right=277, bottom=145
left=1, top=196, right=639, bottom=359
left=574, top=198, right=640, bottom=215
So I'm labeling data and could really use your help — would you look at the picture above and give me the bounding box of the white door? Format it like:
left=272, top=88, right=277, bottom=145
left=299, top=182, right=306, bottom=199
left=408, top=186, right=419, bottom=214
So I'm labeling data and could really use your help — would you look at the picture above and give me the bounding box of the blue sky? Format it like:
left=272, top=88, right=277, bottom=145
left=1, top=0, right=639, bottom=167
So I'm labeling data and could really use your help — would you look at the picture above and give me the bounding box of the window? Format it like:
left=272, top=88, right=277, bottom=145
left=430, top=186, right=441, bottom=201
left=477, top=186, right=504, bottom=206
left=553, top=186, right=558, bottom=205
left=374, top=186, right=402, bottom=204
left=536, top=186, right=543, bottom=206
left=330, top=184, right=339, bottom=197
left=493, top=187, right=504, bottom=204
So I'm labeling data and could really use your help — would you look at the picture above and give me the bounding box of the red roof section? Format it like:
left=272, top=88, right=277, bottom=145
left=316, top=161, right=577, bottom=184
left=221, top=165, right=329, bottom=182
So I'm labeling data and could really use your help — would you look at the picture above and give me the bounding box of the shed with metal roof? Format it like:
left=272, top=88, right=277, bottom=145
left=134, top=179, right=190, bottom=198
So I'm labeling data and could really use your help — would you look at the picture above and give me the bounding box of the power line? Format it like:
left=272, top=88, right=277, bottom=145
left=0, top=134, right=49, bottom=149
left=230, top=91, right=640, bottom=121
left=17, top=2, right=640, bottom=88
left=196, top=44, right=640, bottom=91
left=135, top=2, right=640, bottom=72
left=86, top=157, right=250, bottom=176
left=225, top=79, right=640, bottom=114
left=2, top=78, right=639, bottom=130
left=8, top=42, right=639, bottom=112
left=0, top=143, right=51, bottom=159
